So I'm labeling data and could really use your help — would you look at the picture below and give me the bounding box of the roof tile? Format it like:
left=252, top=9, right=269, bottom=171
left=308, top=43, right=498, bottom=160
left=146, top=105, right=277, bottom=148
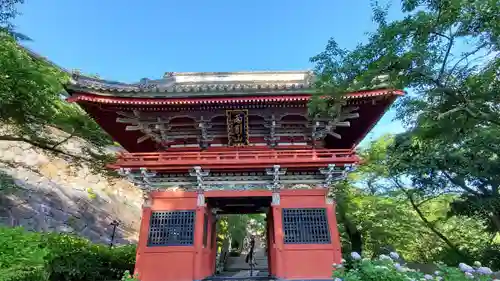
left=67, top=71, right=315, bottom=94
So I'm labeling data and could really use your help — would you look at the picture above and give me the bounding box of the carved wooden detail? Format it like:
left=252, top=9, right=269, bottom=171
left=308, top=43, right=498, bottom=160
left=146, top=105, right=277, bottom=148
left=311, top=106, right=360, bottom=141
left=115, top=104, right=359, bottom=149
left=115, top=165, right=355, bottom=192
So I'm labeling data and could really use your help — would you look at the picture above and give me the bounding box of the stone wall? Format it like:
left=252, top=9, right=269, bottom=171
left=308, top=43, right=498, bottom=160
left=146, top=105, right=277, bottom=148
left=0, top=127, right=142, bottom=244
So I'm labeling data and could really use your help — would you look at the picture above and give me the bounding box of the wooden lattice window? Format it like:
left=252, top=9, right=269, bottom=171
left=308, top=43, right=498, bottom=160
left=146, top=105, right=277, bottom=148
left=147, top=211, right=195, bottom=246
left=282, top=208, right=331, bottom=244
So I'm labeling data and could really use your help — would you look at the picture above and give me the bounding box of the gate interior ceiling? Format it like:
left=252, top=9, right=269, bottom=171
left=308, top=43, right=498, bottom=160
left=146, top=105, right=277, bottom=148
left=207, top=197, right=272, bottom=214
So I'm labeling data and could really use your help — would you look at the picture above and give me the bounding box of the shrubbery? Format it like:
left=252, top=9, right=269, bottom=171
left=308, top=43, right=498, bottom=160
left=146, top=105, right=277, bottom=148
left=120, top=271, right=139, bottom=281
left=0, top=226, right=136, bottom=281
left=334, top=251, right=499, bottom=281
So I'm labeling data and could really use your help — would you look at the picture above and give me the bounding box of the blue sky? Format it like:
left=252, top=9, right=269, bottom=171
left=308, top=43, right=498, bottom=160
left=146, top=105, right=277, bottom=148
left=15, top=0, right=405, bottom=147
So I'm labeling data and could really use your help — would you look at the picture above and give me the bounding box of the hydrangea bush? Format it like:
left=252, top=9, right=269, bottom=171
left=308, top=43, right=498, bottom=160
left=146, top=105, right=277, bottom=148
left=121, top=270, right=140, bottom=281
left=333, top=252, right=498, bottom=281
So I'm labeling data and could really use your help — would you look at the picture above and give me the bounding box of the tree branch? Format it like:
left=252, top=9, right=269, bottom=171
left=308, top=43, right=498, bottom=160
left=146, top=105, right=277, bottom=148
left=413, top=70, right=499, bottom=127
left=430, top=32, right=452, bottom=41
left=438, top=33, right=454, bottom=82
left=392, top=178, right=466, bottom=258
left=416, top=192, right=445, bottom=207
left=476, top=182, right=493, bottom=196
left=437, top=105, right=465, bottom=119
left=490, top=213, right=500, bottom=233
left=476, top=111, right=500, bottom=127
left=448, top=42, right=489, bottom=77
left=51, top=128, right=75, bottom=149
left=439, top=169, right=482, bottom=196
left=0, top=134, right=88, bottom=162
left=414, top=70, right=446, bottom=88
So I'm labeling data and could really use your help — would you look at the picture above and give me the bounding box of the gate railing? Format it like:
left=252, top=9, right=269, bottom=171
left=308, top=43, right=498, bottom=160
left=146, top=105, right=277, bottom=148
left=109, top=149, right=359, bottom=170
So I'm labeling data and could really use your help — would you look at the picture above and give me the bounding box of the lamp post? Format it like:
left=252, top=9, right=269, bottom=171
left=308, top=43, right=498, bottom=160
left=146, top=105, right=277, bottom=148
left=109, top=220, right=120, bottom=248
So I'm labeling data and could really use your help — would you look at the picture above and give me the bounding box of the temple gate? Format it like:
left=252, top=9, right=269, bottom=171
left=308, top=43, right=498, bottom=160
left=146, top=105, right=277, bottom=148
left=65, top=71, right=402, bottom=281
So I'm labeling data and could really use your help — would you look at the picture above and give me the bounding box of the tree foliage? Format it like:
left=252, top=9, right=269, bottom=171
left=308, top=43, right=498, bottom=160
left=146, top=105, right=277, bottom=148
left=335, top=137, right=496, bottom=267
left=312, top=0, right=500, bottom=256
left=0, top=0, right=26, bottom=40
left=0, top=226, right=136, bottom=281
left=217, top=214, right=266, bottom=252
left=0, top=1, right=113, bottom=172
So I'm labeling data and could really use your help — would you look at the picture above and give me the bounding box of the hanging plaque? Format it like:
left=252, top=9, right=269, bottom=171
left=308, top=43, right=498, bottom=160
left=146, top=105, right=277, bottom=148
left=226, top=109, right=249, bottom=146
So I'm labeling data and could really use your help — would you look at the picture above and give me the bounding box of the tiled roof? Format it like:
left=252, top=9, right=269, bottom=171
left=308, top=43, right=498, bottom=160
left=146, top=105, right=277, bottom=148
left=66, top=71, right=315, bottom=95
left=67, top=89, right=404, bottom=105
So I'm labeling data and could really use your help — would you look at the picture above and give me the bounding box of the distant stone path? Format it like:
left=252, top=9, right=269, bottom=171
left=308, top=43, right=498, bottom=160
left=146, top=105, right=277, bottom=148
left=226, top=236, right=268, bottom=272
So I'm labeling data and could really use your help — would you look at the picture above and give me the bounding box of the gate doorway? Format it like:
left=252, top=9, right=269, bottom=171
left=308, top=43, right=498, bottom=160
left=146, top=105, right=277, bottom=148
left=206, top=195, right=272, bottom=280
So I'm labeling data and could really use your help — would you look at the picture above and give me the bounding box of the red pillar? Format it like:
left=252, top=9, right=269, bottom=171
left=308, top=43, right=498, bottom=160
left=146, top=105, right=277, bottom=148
left=326, top=198, right=342, bottom=265
left=210, top=212, right=218, bottom=276
left=266, top=209, right=274, bottom=277
left=134, top=201, right=152, bottom=278
left=271, top=192, right=285, bottom=278
left=193, top=192, right=208, bottom=281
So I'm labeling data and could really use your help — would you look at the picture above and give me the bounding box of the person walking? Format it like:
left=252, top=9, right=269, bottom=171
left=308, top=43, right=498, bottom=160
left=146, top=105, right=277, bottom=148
left=245, top=235, right=257, bottom=276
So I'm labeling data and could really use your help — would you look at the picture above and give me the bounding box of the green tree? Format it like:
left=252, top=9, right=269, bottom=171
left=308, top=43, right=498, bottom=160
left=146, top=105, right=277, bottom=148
left=312, top=0, right=500, bottom=235
left=0, top=1, right=113, bottom=171
left=334, top=136, right=494, bottom=266
left=217, top=214, right=266, bottom=252
left=0, top=33, right=113, bottom=164
left=0, top=0, right=29, bottom=40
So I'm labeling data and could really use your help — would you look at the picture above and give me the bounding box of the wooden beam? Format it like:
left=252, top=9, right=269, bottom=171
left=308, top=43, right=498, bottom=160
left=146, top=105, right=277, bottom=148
left=125, top=125, right=142, bottom=131
left=330, top=132, right=342, bottom=139
left=311, top=105, right=360, bottom=141
left=335, top=121, right=350, bottom=127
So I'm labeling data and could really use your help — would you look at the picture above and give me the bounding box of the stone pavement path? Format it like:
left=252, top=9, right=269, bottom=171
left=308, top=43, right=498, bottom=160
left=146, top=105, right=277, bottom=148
left=225, top=237, right=268, bottom=271
left=232, top=270, right=260, bottom=277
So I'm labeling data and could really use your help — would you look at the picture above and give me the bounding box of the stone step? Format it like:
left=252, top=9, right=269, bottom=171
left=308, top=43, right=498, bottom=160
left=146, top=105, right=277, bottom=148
left=226, top=257, right=268, bottom=265
left=232, top=270, right=260, bottom=277
left=225, top=257, right=268, bottom=271
left=225, top=242, right=269, bottom=272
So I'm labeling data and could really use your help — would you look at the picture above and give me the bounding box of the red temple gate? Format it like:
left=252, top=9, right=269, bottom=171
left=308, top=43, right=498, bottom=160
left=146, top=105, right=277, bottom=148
left=65, top=71, right=402, bottom=281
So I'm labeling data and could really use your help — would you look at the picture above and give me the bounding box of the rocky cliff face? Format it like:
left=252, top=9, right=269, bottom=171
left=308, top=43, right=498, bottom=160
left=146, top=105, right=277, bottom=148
left=0, top=127, right=142, bottom=244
